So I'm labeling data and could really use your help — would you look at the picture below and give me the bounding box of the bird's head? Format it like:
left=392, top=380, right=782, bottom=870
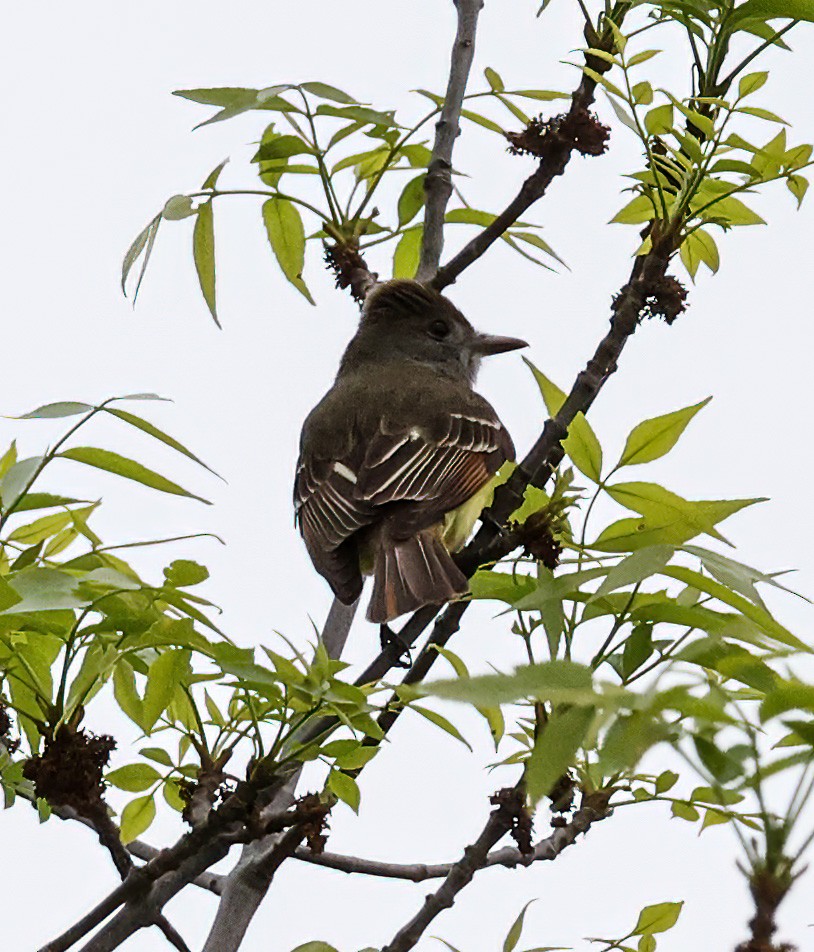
left=339, top=280, right=527, bottom=383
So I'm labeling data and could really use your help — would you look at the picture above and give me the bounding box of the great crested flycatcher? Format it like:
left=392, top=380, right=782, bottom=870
left=294, top=279, right=526, bottom=623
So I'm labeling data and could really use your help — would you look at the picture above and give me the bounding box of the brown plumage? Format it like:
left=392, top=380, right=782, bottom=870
left=294, top=280, right=525, bottom=623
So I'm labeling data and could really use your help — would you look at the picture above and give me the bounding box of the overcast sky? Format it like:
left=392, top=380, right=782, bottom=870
left=3, top=2, right=814, bottom=950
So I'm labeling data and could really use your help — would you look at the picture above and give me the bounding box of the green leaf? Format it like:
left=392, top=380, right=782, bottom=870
left=15, top=401, right=94, bottom=420
left=512, top=89, right=569, bottom=101
left=593, top=545, right=675, bottom=600
left=736, top=0, right=814, bottom=20
left=59, top=447, right=210, bottom=503
left=397, top=174, right=426, bottom=226
left=105, top=408, right=219, bottom=478
left=702, top=195, right=765, bottom=227
left=262, top=199, right=315, bottom=304
left=315, top=104, right=398, bottom=127
left=107, top=764, right=161, bottom=792
left=607, top=94, right=640, bottom=134
left=671, top=800, right=699, bottom=821
left=525, top=706, right=594, bottom=802
left=140, top=747, right=174, bottom=767
left=634, top=902, right=683, bottom=936
left=681, top=230, right=720, bottom=279
left=393, top=227, right=422, bottom=278
left=122, top=214, right=161, bottom=302
left=0, top=441, right=17, bottom=479
left=0, top=576, right=22, bottom=612
left=12, top=492, right=84, bottom=514
left=120, top=794, right=156, bottom=843
left=787, top=174, right=809, bottom=208
left=504, top=900, right=535, bottom=952
left=164, top=560, right=209, bottom=587
left=300, top=81, right=356, bottom=103
left=420, top=660, right=599, bottom=708
left=2, top=567, right=84, bottom=613
left=113, top=662, right=144, bottom=727
left=618, top=398, right=710, bottom=466
left=469, top=570, right=536, bottom=604
left=628, top=49, right=661, bottom=66
left=523, top=360, right=602, bottom=480
left=328, top=770, right=361, bottom=812
left=1, top=456, right=43, bottom=510
left=605, top=482, right=762, bottom=546
left=143, top=650, right=190, bottom=731
left=644, top=104, right=674, bottom=136
left=663, top=565, right=807, bottom=651
left=682, top=545, right=793, bottom=608
left=611, top=194, right=657, bottom=225
left=580, top=66, right=625, bottom=100
left=202, top=159, right=228, bottom=190
left=460, top=109, right=505, bottom=134
left=739, top=71, right=769, bottom=97
left=509, top=231, right=566, bottom=267
left=485, top=67, right=505, bottom=92
left=163, top=778, right=186, bottom=812
left=162, top=195, right=195, bottom=221
left=9, top=510, right=74, bottom=545
left=252, top=134, right=314, bottom=162
left=564, top=411, right=603, bottom=482
left=656, top=770, right=679, bottom=793
left=193, top=201, right=219, bottom=327
left=621, top=624, right=654, bottom=677
left=446, top=208, right=498, bottom=226
left=409, top=704, right=472, bottom=750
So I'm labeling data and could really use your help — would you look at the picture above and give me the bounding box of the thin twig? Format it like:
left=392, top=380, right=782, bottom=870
left=430, top=64, right=611, bottom=291
left=293, top=803, right=606, bottom=880
left=415, top=0, right=484, bottom=281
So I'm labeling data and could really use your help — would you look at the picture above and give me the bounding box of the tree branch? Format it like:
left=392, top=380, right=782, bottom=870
left=429, top=40, right=613, bottom=291
left=293, top=801, right=607, bottom=880
left=21, top=791, right=224, bottom=895
left=380, top=790, right=519, bottom=952
left=415, top=0, right=484, bottom=281
left=197, top=593, right=354, bottom=952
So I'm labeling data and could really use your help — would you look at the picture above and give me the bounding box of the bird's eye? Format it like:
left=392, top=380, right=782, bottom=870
left=428, top=319, right=450, bottom=340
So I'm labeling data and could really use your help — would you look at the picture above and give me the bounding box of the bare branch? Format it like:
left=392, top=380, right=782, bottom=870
left=293, top=802, right=607, bottom=880
left=380, top=790, right=518, bottom=952
left=20, top=780, right=225, bottom=896
left=321, top=595, right=359, bottom=658
left=415, top=0, right=484, bottom=281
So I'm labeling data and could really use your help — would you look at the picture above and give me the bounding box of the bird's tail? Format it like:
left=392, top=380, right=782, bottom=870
left=367, top=527, right=469, bottom=624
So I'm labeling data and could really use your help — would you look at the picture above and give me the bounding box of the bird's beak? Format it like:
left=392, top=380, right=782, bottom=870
left=472, top=333, right=529, bottom=356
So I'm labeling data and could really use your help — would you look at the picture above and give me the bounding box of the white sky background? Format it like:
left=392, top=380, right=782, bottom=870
left=3, top=1, right=814, bottom=949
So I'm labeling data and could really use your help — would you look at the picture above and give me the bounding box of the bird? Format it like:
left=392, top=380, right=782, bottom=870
left=294, top=279, right=527, bottom=624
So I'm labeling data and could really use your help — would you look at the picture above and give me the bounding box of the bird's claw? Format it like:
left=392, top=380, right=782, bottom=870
left=379, top=624, right=413, bottom=668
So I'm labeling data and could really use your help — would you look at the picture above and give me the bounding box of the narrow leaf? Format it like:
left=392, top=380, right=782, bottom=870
left=262, top=199, right=315, bottom=304
left=58, top=447, right=210, bottom=504
left=193, top=201, right=219, bottom=326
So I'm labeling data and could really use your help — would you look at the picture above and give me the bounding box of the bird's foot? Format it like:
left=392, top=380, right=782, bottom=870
left=379, top=624, right=413, bottom=668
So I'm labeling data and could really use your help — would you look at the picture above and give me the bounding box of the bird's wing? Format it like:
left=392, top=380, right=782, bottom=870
left=294, top=453, right=375, bottom=553
left=358, top=409, right=514, bottom=518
